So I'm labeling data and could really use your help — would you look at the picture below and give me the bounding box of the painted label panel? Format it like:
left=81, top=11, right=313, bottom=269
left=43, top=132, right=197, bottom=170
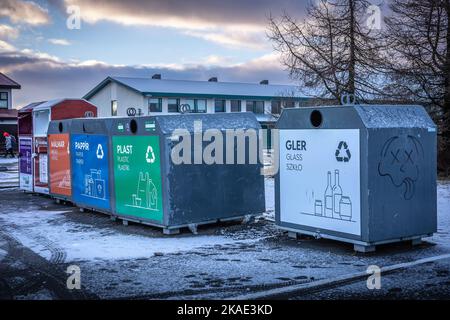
left=48, top=133, right=71, bottom=196
left=112, top=135, right=163, bottom=222
left=33, top=137, right=49, bottom=193
left=19, top=137, right=33, bottom=191
left=39, top=154, right=48, bottom=183
left=279, top=129, right=361, bottom=236
left=71, top=134, right=110, bottom=210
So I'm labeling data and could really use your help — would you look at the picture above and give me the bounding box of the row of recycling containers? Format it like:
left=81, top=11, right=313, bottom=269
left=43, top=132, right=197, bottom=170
left=17, top=100, right=438, bottom=252
left=24, top=109, right=264, bottom=235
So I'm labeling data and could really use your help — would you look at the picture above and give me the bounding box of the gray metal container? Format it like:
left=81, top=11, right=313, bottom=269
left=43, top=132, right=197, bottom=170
left=275, top=105, right=437, bottom=252
left=109, top=112, right=266, bottom=234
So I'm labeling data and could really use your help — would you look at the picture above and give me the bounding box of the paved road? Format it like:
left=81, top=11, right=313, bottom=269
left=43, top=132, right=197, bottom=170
left=0, top=180, right=449, bottom=299
left=293, top=258, right=450, bottom=300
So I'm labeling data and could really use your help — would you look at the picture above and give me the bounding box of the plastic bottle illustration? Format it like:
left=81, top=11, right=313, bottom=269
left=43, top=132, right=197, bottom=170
left=132, top=172, right=158, bottom=210
left=332, top=169, right=342, bottom=218
left=324, top=171, right=333, bottom=217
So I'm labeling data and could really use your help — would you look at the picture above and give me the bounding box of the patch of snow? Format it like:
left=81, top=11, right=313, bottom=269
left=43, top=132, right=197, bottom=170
left=0, top=209, right=264, bottom=262
left=0, top=158, right=18, bottom=165
left=428, top=180, right=450, bottom=249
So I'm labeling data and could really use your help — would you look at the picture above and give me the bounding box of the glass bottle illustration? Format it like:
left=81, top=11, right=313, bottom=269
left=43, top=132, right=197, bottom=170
left=324, top=171, right=333, bottom=217
left=332, top=169, right=342, bottom=218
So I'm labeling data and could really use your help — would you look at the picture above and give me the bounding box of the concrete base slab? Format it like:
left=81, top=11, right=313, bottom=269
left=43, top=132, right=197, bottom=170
left=354, top=244, right=376, bottom=253
left=163, top=228, right=180, bottom=235
left=288, top=231, right=298, bottom=239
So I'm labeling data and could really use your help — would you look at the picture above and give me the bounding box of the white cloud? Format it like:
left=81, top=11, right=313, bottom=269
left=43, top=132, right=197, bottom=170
left=0, top=24, right=19, bottom=40
left=237, top=52, right=282, bottom=70
left=61, top=0, right=295, bottom=50
left=203, top=55, right=235, bottom=66
left=1, top=45, right=291, bottom=108
left=184, top=28, right=268, bottom=50
left=0, top=40, right=17, bottom=52
left=0, top=0, right=50, bottom=25
left=48, top=38, right=72, bottom=46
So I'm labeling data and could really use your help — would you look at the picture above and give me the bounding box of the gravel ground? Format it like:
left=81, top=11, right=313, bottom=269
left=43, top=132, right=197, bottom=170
left=0, top=179, right=449, bottom=300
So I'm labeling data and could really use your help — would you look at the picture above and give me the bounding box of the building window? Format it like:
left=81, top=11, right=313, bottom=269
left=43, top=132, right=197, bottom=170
left=271, top=100, right=281, bottom=114
left=149, top=98, right=162, bottom=113
left=246, top=100, right=264, bottom=114
left=215, top=99, right=225, bottom=113
left=111, top=100, right=118, bottom=116
left=195, top=99, right=207, bottom=113
left=0, top=92, right=8, bottom=108
left=230, top=100, right=241, bottom=112
left=183, top=99, right=195, bottom=112
left=283, top=100, right=295, bottom=108
left=168, top=98, right=180, bottom=112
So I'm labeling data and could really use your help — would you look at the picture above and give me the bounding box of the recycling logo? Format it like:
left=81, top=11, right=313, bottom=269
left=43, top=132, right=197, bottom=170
left=146, top=146, right=156, bottom=164
left=335, top=141, right=351, bottom=162
left=96, top=144, right=104, bottom=160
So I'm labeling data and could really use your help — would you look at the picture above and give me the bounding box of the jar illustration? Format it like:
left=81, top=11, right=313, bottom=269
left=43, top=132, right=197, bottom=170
left=339, top=196, right=352, bottom=221
left=314, top=200, right=323, bottom=216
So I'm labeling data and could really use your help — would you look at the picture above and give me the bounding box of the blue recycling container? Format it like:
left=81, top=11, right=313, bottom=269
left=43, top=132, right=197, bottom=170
left=70, top=118, right=113, bottom=213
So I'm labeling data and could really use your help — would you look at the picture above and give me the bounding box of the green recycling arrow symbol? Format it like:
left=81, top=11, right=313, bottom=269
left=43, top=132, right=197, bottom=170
left=146, top=146, right=156, bottom=164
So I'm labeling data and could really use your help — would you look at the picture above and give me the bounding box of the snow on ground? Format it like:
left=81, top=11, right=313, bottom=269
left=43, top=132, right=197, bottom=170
left=429, top=180, right=450, bottom=248
left=0, top=157, right=18, bottom=165
left=0, top=209, right=265, bottom=262
left=0, top=178, right=449, bottom=299
left=0, top=157, right=18, bottom=188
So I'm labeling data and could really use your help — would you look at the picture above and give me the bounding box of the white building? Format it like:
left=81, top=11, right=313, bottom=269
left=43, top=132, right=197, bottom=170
left=83, top=75, right=309, bottom=118
left=83, top=75, right=310, bottom=148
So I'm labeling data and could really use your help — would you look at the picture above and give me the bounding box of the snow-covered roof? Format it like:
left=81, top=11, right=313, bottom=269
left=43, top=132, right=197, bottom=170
left=32, top=99, right=66, bottom=111
left=84, top=76, right=308, bottom=100
left=19, top=99, right=92, bottom=113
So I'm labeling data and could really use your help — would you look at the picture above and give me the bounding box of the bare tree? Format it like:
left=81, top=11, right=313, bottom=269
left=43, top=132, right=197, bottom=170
left=384, top=0, right=450, bottom=169
left=268, top=0, right=385, bottom=103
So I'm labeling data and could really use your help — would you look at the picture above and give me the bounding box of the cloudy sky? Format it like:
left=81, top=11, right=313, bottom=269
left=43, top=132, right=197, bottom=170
left=0, top=0, right=309, bottom=107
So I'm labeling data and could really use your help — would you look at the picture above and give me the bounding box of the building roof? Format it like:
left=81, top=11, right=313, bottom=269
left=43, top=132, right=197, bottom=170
left=33, top=99, right=66, bottom=111
left=83, top=76, right=308, bottom=101
left=18, top=99, right=92, bottom=113
left=0, top=72, right=21, bottom=89
left=19, top=101, right=46, bottom=113
left=0, top=109, right=18, bottom=119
